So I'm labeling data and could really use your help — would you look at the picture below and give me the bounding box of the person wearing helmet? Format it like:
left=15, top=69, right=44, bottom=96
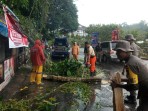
left=125, top=34, right=141, bottom=57
left=30, top=39, right=46, bottom=85
left=124, top=34, right=141, bottom=104
left=112, top=40, right=148, bottom=110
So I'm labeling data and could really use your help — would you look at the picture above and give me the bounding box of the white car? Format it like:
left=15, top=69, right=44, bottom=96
left=100, top=41, right=118, bottom=62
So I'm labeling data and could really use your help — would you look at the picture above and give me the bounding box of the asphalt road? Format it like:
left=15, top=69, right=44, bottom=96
left=77, top=48, right=123, bottom=74
left=78, top=48, right=148, bottom=70
left=77, top=48, right=147, bottom=111
left=1, top=48, right=146, bottom=111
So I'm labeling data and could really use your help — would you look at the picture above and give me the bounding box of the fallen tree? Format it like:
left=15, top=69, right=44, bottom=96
left=43, top=74, right=102, bottom=83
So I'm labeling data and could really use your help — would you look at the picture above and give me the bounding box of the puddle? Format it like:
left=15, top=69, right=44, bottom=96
left=88, top=84, right=113, bottom=111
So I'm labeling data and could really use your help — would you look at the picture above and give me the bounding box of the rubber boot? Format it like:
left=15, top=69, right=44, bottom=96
left=30, top=72, right=36, bottom=83
left=93, top=70, right=96, bottom=76
left=36, top=74, right=42, bottom=85
left=90, top=72, right=93, bottom=77
left=90, top=71, right=96, bottom=77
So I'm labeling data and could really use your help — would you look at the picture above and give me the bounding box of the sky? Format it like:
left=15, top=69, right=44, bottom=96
left=74, top=0, right=148, bottom=27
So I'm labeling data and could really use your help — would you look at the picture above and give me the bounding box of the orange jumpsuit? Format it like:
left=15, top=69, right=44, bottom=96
left=72, top=45, right=79, bottom=60
left=90, top=56, right=96, bottom=73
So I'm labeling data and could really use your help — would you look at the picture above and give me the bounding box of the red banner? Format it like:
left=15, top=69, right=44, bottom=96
left=112, top=29, right=119, bottom=41
left=3, top=6, right=28, bottom=48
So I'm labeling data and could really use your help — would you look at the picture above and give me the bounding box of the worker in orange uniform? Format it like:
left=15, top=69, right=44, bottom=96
left=85, top=42, right=96, bottom=77
left=30, top=39, right=46, bottom=85
left=72, top=42, right=79, bottom=61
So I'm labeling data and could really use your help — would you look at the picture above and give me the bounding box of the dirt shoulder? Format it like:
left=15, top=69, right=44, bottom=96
left=0, top=65, right=31, bottom=100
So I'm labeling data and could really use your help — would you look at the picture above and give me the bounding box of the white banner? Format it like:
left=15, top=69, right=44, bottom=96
left=0, top=57, right=14, bottom=91
left=3, top=6, right=29, bottom=48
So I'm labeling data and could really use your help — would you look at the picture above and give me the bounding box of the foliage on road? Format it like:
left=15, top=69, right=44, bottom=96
left=0, top=82, right=93, bottom=111
left=60, top=82, right=92, bottom=103
left=44, top=58, right=89, bottom=77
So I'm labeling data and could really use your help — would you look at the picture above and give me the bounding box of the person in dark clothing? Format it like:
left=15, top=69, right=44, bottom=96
left=95, top=42, right=102, bottom=62
left=123, top=34, right=141, bottom=104
left=112, top=40, right=148, bottom=110
left=125, top=34, right=141, bottom=57
left=84, top=42, right=88, bottom=64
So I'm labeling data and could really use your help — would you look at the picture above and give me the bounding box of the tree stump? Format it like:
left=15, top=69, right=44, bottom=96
left=112, top=72, right=125, bottom=111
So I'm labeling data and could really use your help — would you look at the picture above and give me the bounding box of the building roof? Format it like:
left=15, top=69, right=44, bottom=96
left=77, top=24, right=87, bottom=30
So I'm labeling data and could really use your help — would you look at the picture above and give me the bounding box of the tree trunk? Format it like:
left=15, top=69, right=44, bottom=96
left=43, top=74, right=101, bottom=83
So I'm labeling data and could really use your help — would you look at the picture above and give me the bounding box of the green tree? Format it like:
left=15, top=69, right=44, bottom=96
left=85, top=24, right=120, bottom=41
left=1, top=0, right=52, bottom=40
left=1, top=0, right=78, bottom=40
left=47, top=0, right=78, bottom=36
left=121, top=20, right=148, bottom=40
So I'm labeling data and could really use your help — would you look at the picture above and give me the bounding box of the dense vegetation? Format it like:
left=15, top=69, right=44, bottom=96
left=0, top=82, right=93, bottom=111
left=0, top=0, right=78, bottom=41
left=85, top=20, right=148, bottom=42
left=1, top=0, right=148, bottom=46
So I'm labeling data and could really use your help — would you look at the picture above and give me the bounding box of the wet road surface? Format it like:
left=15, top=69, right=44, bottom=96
left=0, top=48, right=147, bottom=111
